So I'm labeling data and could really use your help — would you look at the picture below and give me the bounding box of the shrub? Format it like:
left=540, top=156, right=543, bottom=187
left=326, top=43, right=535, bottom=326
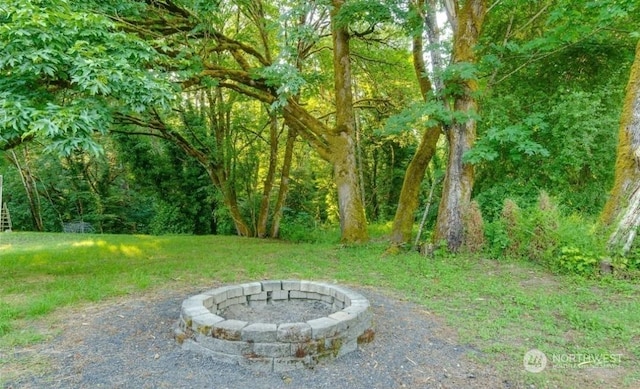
left=484, top=219, right=510, bottom=258
left=611, top=248, right=640, bottom=276
left=485, top=193, right=608, bottom=277
left=557, top=246, right=598, bottom=275
left=213, top=204, right=236, bottom=235
left=149, top=201, right=194, bottom=235
left=484, top=195, right=559, bottom=261
left=278, top=211, right=340, bottom=243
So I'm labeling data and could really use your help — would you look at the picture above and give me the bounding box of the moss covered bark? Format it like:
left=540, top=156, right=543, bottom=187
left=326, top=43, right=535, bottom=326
left=390, top=0, right=441, bottom=246
left=601, top=40, right=640, bottom=253
left=330, top=0, right=369, bottom=243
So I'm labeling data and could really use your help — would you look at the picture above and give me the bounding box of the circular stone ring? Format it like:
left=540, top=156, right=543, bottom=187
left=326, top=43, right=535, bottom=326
left=175, top=280, right=374, bottom=372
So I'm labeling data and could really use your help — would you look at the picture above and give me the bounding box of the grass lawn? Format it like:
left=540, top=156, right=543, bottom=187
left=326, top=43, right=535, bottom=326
left=0, top=231, right=639, bottom=388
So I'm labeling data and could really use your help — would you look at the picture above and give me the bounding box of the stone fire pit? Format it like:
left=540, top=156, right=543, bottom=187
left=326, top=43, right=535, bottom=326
left=175, top=280, right=374, bottom=372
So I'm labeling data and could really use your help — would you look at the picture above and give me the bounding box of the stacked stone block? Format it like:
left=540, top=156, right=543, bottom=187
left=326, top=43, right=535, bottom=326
left=175, top=280, right=374, bottom=372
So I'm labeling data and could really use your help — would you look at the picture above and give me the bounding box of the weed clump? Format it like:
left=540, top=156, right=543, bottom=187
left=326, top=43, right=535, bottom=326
left=294, top=345, right=307, bottom=358
left=526, top=191, right=560, bottom=263
left=463, top=200, right=485, bottom=253
left=357, top=328, right=375, bottom=344
left=501, top=198, right=521, bottom=256
left=483, top=192, right=617, bottom=276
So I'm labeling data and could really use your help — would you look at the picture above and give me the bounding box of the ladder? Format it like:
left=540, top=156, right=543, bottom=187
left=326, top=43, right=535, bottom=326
left=0, top=203, right=12, bottom=232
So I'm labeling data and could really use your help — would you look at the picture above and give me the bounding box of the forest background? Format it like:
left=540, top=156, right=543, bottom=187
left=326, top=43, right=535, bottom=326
left=2, top=0, right=640, bottom=276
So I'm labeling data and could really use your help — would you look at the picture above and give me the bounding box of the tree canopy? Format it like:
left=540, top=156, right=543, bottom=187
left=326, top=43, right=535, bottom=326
left=0, top=0, right=172, bottom=154
left=1, top=0, right=639, bottom=262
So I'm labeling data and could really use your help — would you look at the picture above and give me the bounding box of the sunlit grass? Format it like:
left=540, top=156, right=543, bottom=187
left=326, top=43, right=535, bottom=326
left=0, top=231, right=638, bottom=388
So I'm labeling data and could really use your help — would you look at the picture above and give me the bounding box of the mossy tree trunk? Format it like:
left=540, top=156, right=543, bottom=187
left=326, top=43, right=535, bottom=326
left=270, top=128, right=296, bottom=238
left=601, top=40, right=640, bottom=254
left=390, top=128, right=440, bottom=245
left=434, top=0, right=487, bottom=251
left=330, top=0, right=369, bottom=243
left=256, top=112, right=279, bottom=238
left=390, top=0, right=442, bottom=246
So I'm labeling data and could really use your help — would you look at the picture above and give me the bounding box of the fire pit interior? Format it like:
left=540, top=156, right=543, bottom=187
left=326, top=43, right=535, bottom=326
left=175, top=280, right=374, bottom=372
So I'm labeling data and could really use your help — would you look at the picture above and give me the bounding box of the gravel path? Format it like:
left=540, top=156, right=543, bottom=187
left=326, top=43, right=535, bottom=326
left=4, top=286, right=511, bottom=389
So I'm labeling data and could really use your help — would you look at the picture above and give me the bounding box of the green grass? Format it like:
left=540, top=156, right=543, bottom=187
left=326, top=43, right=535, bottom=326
left=0, top=231, right=639, bottom=388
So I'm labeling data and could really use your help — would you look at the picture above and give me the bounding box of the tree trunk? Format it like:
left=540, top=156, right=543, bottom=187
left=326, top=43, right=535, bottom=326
left=390, top=127, right=440, bottom=244
left=331, top=132, right=369, bottom=242
left=601, top=40, right=640, bottom=254
left=8, top=148, right=44, bottom=231
left=207, top=88, right=253, bottom=237
left=434, top=0, right=486, bottom=252
left=390, top=0, right=441, bottom=246
left=425, top=0, right=444, bottom=92
left=270, top=128, right=296, bottom=238
left=256, top=111, right=279, bottom=238
left=330, top=0, right=369, bottom=243
left=435, top=118, right=476, bottom=250
left=207, top=166, right=251, bottom=237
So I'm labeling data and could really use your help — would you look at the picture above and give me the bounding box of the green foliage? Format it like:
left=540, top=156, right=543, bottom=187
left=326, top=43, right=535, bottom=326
left=524, top=192, right=561, bottom=263
left=279, top=211, right=331, bottom=243
left=211, top=194, right=236, bottom=236
left=114, top=136, right=217, bottom=235
left=474, top=0, right=637, bottom=218
left=0, top=0, right=171, bottom=154
left=3, top=132, right=218, bottom=234
left=335, top=0, right=407, bottom=30
left=382, top=101, right=431, bottom=135
left=506, top=90, right=616, bottom=208
left=558, top=246, right=598, bottom=275
left=611, top=253, right=640, bottom=274
left=464, top=112, right=550, bottom=164
left=440, top=62, right=479, bottom=98
left=484, top=195, right=609, bottom=277
left=484, top=218, right=510, bottom=258
left=148, top=201, right=194, bottom=235
left=274, top=1, right=324, bottom=58
left=474, top=87, right=625, bottom=218
left=254, top=62, right=307, bottom=109
left=383, top=98, right=480, bottom=137
left=0, top=0, right=636, bottom=253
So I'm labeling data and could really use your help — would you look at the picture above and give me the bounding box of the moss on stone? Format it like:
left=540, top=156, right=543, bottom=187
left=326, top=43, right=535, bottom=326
left=357, top=328, right=375, bottom=344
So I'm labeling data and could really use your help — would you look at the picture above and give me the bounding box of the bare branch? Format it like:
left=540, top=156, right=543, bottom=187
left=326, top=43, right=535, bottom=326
left=491, top=27, right=606, bottom=86
left=211, top=32, right=270, bottom=67
left=144, top=0, right=194, bottom=20
left=350, top=52, right=397, bottom=66
left=218, top=82, right=275, bottom=104
left=351, top=24, right=376, bottom=38
left=511, top=3, right=551, bottom=38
